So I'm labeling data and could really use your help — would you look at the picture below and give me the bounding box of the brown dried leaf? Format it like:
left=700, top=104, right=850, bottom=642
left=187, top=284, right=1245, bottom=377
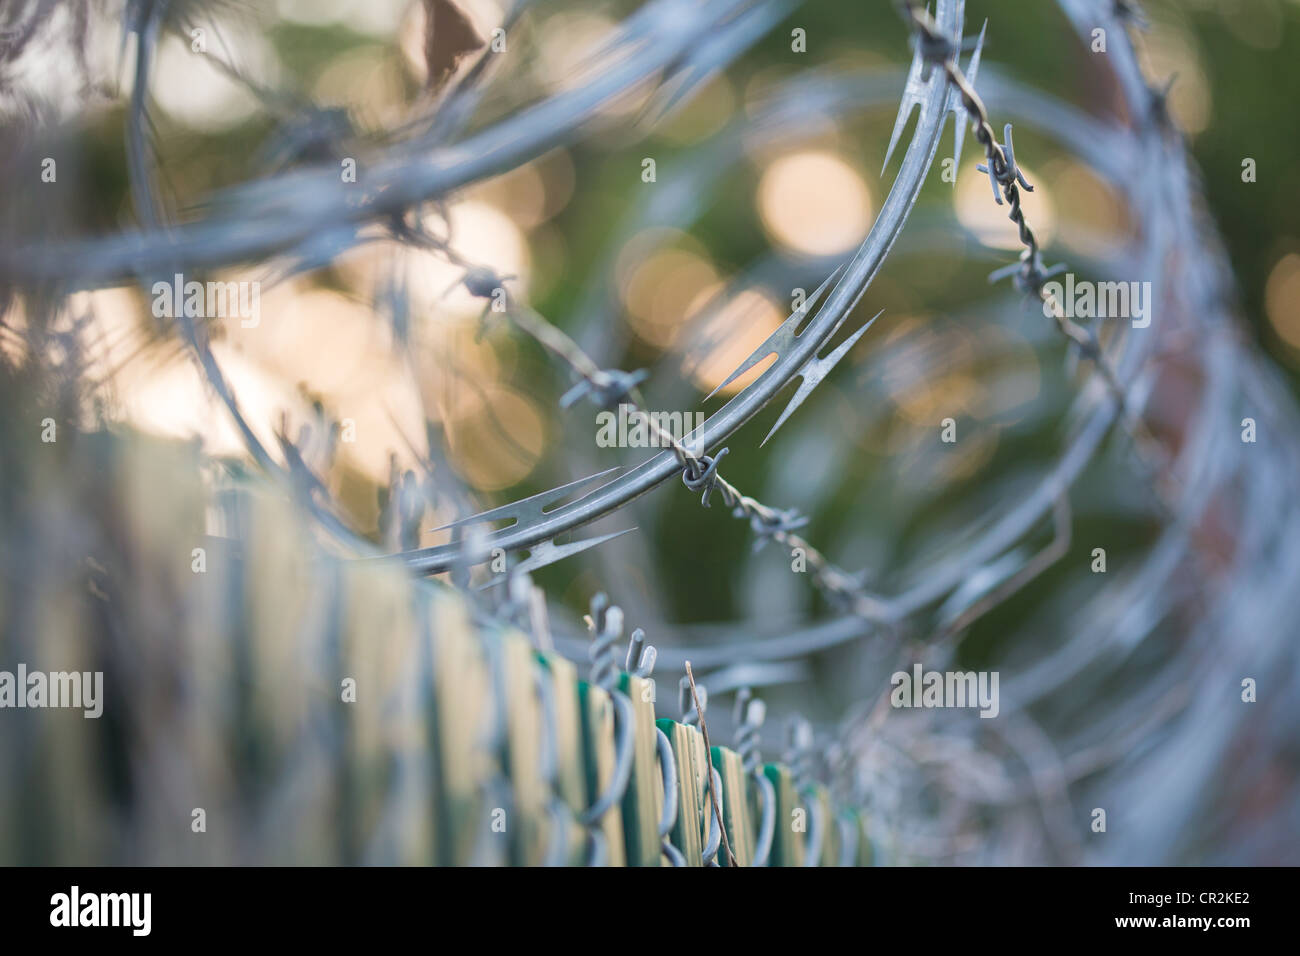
left=422, top=0, right=485, bottom=92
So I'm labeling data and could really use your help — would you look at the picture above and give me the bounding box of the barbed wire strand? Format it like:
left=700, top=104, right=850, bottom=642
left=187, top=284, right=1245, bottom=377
left=899, top=0, right=1180, bottom=516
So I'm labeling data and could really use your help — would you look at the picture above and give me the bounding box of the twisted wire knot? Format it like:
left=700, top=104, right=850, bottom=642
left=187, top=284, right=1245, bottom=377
left=990, top=250, right=1067, bottom=296
left=458, top=266, right=516, bottom=341
left=734, top=689, right=766, bottom=775
left=586, top=593, right=623, bottom=692
left=915, top=28, right=958, bottom=66
left=784, top=715, right=815, bottom=786
left=461, top=266, right=510, bottom=299
left=975, top=124, right=1033, bottom=205
left=901, top=1, right=958, bottom=65
left=680, top=446, right=729, bottom=507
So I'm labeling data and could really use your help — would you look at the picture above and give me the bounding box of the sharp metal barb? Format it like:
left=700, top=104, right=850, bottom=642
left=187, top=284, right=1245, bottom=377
left=881, top=29, right=939, bottom=174
left=477, top=527, right=639, bottom=589
left=760, top=309, right=883, bottom=446
left=704, top=263, right=847, bottom=402
left=429, top=465, right=622, bottom=534
left=883, top=0, right=971, bottom=174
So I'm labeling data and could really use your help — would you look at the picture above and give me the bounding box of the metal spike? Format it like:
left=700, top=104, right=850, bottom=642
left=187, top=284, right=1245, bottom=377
left=881, top=39, right=936, bottom=175
left=477, top=527, right=638, bottom=588
left=625, top=627, right=658, bottom=677
left=429, top=466, right=622, bottom=534
left=887, top=1, right=974, bottom=176
left=705, top=264, right=846, bottom=402
left=734, top=687, right=752, bottom=725
left=759, top=310, right=883, bottom=446
left=637, top=645, right=657, bottom=678
left=587, top=592, right=609, bottom=633
left=625, top=627, right=645, bottom=672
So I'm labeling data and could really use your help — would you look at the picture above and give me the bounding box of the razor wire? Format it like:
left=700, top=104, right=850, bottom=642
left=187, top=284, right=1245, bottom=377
left=3, top=0, right=1298, bottom=864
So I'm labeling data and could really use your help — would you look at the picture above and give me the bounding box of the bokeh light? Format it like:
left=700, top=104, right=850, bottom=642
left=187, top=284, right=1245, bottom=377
left=621, top=247, right=720, bottom=350
left=757, top=150, right=873, bottom=257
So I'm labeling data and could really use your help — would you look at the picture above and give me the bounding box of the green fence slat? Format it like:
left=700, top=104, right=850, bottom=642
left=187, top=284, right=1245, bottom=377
left=657, top=718, right=707, bottom=866
left=762, top=763, right=805, bottom=867
left=579, top=680, right=626, bottom=866
left=498, top=632, right=548, bottom=866
left=430, top=592, right=492, bottom=866
left=801, top=782, right=839, bottom=867
left=711, top=745, right=755, bottom=867
left=617, top=673, right=663, bottom=866
left=535, top=652, right=585, bottom=811
left=536, top=652, right=588, bottom=865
